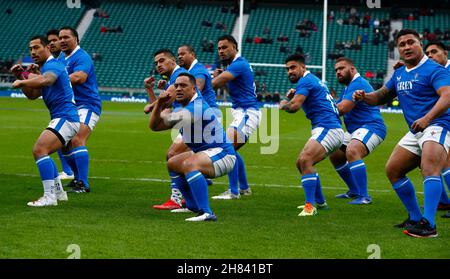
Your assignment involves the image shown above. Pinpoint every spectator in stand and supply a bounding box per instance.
[202,20,213,27]
[295,45,304,54]
[263,26,271,35]
[427,32,437,42]
[264,93,273,103]
[92,53,102,61]
[100,25,106,33]
[245,36,253,43]
[5,8,12,15]
[376,70,384,79]
[254,35,262,44]
[407,13,414,21]
[273,91,281,103]
[362,33,368,44]
[257,92,263,102]
[364,70,375,79]
[328,11,335,21]
[215,21,224,30]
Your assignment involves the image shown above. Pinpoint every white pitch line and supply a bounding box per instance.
[2,155,291,170]
[0,172,423,194]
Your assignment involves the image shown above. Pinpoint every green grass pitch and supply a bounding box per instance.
[0,98,449,259]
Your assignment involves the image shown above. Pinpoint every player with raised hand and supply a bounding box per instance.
[149,73,236,221]
[280,53,344,216]
[11,35,79,206]
[211,35,261,200]
[353,29,450,238]
[330,57,387,205]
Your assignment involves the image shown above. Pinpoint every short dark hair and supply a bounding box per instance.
[425,40,447,52]
[395,29,421,44]
[59,26,79,43]
[179,44,196,57]
[335,57,355,66]
[285,53,305,64]
[46,29,59,38]
[154,48,176,60]
[30,35,48,46]
[217,34,238,51]
[177,72,197,86]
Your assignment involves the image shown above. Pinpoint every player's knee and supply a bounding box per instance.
[421,162,442,177]
[167,157,179,172]
[297,154,312,172]
[181,158,198,174]
[346,147,362,162]
[166,149,176,160]
[32,143,47,158]
[385,162,400,182]
[70,136,83,147]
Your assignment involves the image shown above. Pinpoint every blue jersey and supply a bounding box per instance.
[176,94,234,154]
[41,57,79,122]
[295,71,342,129]
[339,74,386,139]
[60,46,102,115]
[168,66,189,109]
[189,60,218,108]
[385,56,450,133]
[225,56,258,109]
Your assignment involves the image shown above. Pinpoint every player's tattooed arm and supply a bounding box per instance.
[279,94,305,113]
[353,86,396,106]
[11,72,57,99]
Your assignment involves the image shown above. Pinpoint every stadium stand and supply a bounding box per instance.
[3,1,449,101]
[244,5,390,95]
[0,0,85,64]
[81,1,235,88]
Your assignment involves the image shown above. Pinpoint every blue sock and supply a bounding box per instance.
[423,176,442,227]
[392,177,422,221]
[227,159,239,195]
[73,146,89,187]
[349,160,368,197]
[50,158,59,179]
[442,167,450,194]
[169,171,198,211]
[36,156,56,181]
[439,180,450,204]
[36,156,56,195]
[301,173,317,205]
[186,171,212,214]
[236,153,249,191]
[63,150,78,180]
[335,162,359,195]
[314,173,325,204]
[57,149,73,175]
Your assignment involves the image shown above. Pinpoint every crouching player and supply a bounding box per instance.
[149,73,236,221]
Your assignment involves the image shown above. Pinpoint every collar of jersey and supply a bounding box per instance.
[446,60,450,69]
[232,54,241,62]
[405,55,428,72]
[189,92,199,103]
[351,72,361,82]
[65,45,81,60]
[302,70,311,78]
[46,56,55,63]
[171,65,181,77]
[188,59,198,71]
